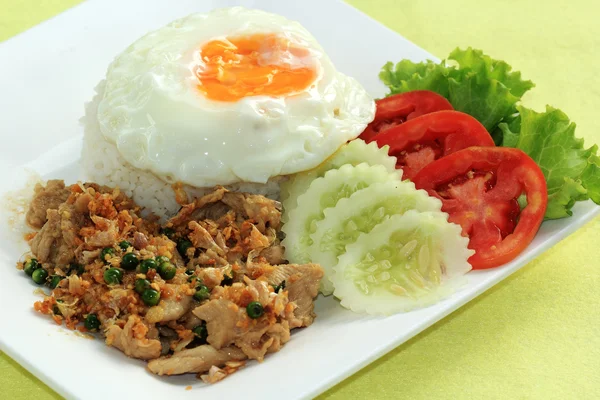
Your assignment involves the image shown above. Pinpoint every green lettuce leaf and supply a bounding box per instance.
[379,60,450,96]
[379,48,534,132]
[498,106,600,218]
[380,48,599,219]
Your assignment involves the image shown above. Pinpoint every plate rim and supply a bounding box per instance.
[1,1,599,399]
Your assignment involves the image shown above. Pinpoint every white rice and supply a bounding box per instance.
[81,81,282,220]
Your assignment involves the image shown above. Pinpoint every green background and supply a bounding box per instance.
[1,0,599,398]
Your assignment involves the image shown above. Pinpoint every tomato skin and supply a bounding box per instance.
[359,90,453,142]
[413,147,548,269]
[372,111,495,180]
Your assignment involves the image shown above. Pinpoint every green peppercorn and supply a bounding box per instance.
[49,275,63,289]
[84,314,101,331]
[52,305,62,316]
[273,280,286,293]
[121,253,139,271]
[192,322,208,342]
[158,262,176,280]
[118,240,132,251]
[246,301,264,319]
[142,289,160,306]
[176,238,192,258]
[31,268,48,285]
[68,263,84,275]
[160,227,175,239]
[100,247,115,263]
[194,285,211,302]
[23,259,39,276]
[155,255,170,265]
[134,278,151,295]
[139,258,157,274]
[103,268,123,285]
[222,273,234,286]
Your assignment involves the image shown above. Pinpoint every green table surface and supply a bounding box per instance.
[1,0,599,399]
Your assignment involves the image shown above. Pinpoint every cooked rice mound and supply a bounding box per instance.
[81,82,282,220]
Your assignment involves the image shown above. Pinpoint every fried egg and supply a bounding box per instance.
[97,7,375,187]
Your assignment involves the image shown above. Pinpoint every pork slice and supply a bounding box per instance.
[26,180,70,229]
[191,250,229,268]
[58,205,86,264]
[259,263,324,328]
[145,284,194,324]
[105,316,161,360]
[193,298,244,349]
[244,276,271,306]
[147,345,246,376]
[265,321,291,354]
[192,279,291,361]
[233,325,273,361]
[259,245,285,265]
[193,298,288,362]
[30,203,83,265]
[30,209,62,263]
[190,202,232,223]
[60,202,87,254]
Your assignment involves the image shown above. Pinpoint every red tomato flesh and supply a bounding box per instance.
[372,111,495,180]
[359,90,453,142]
[413,147,548,269]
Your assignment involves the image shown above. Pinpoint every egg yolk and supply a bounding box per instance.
[195,34,318,101]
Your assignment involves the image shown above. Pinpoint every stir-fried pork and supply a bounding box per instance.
[20,182,323,382]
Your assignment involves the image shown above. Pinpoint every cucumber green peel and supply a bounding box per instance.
[332,211,473,315]
[309,180,443,294]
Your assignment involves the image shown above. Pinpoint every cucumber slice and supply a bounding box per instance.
[331,211,473,315]
[281,140,397,222]
[281,163,400,266]
[310,180,443,295]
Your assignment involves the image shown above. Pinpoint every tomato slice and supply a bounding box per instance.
[412,147,547,269]
[358,90,453,142]
[371,110,495,180]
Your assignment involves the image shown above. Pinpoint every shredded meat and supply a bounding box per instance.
[168,187,228,228]
[221,191,281,232]
[167,186,281,233]
[86,216,118,247]
[188,221,226,255]
[26,180,70,229]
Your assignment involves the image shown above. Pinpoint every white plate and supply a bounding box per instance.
[0,0,598,399]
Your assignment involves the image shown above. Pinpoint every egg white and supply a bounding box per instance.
[97,7,375,187]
